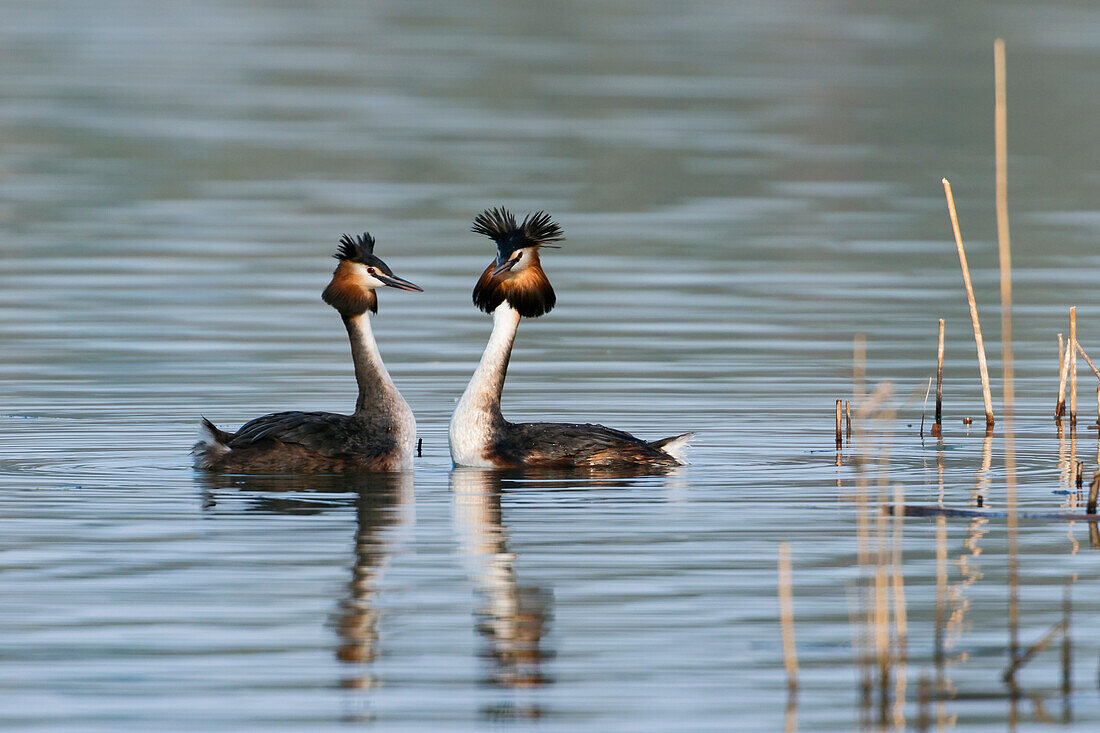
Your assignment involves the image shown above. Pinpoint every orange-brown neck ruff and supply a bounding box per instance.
[322,261,378,315]
[473,254,555,318]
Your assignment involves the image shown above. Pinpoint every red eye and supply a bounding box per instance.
[367,267,376,274]
[515,252,523,261]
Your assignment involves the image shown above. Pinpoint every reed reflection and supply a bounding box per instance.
[452,468,554,721]
[198,472,413,703]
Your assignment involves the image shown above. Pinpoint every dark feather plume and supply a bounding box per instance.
[334,233,376,263]
[471,207,564,258]
[472,255,556,317]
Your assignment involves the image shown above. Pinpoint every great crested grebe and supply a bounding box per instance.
[193,232,422,473]
[448,207,693,469]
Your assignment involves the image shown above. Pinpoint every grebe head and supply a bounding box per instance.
[322,232,423,315]
[471,207,562,318]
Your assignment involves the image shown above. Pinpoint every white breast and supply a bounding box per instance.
[449,395,499,468]
[449,305,521,468]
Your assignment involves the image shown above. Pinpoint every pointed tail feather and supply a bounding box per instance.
[192,416,232,468]
[202,417,233,443]
[650,432,694,464]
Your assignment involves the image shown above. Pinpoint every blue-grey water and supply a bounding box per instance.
[5,1,1100,730]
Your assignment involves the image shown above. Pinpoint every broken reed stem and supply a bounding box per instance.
[1071,307,1078,425]
[778,542,798,692]
[1088,471,1099,514]
[1059,333,1065,375]
[845,400,852,439]
[836,399,843,448]
[935,319,944,432]
[1076,461,1083,490]
[1057,336,1072,419]
[942,178,994,427]
[1076,342,1100,381]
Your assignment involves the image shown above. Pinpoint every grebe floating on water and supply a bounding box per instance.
[449,207,693,469]
[194,233,422,473]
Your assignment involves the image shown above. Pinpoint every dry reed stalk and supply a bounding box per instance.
[942,178,994,426]
[994,38,1014,430]
[1071,307,1078,425]
[1059,333,1065,374]
[934,319,945,436]
[1057,336,1072,419]
[994,43,1020,682]
[845,400,851,440]
[995,38,1011,333]
[836,399,843,448]
[777,542,798,692]
[1088,471,1099,515]
[1076,461,1084,490]
[1075,342,1100,381]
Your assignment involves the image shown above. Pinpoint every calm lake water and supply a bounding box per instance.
[5,0,1100,730]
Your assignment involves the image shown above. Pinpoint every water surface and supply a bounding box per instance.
[5,0,1100,729]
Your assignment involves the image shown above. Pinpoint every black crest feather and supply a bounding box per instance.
[334,232,376,263]
[471,207,564,258]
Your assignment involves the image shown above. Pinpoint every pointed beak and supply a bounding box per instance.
[377,273,423,292]
[492,257,518,278]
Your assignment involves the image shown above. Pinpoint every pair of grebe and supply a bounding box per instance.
[193,208,692,472]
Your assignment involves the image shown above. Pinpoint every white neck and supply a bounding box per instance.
[449,304,521,466]
[343,313,396,415]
